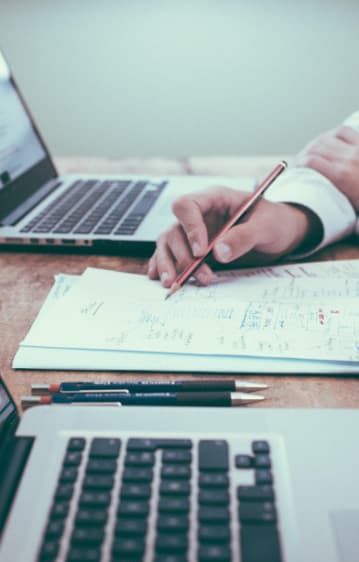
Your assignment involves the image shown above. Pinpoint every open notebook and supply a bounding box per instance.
[13,259,359,374]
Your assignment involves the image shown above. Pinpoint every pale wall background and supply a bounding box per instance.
[1,0,358,158]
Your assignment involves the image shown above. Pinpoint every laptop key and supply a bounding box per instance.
[239,501,277,524]
[66,546,102,561]
[198,525,230,542]
[50,501,70,519]
[117,499,150,518]
[157,439,193,449]
[45,520,65,539]
[158,497,190,513]
[235,454,253,469]
[120,482,152,499]
[254,454,271,468]
[198,440,229,471]
[199,473,229,488]
[237,485,275,501]
[154,553,188,562]
[60,466,78,483]
[38,539,60,561]
[55,483,74,500]
[71,526,104,544]
[157,514,189,532]
[199,489,229,505]
[75,509,108,526]
[199,506,230,523]
[125,451,155,466]
[63,451,82,466]
[198,543,231,561]
[155,533,188,553]
[255,469,273,485]
[114,517,147,536]
[252,440,270,454]
[122,466,153,482]
[89,437,121,458]
[68,438,86,451]
[82,474,114,490]
[161,464,191,479]
[240,524,282,562]
[162,450,192,464]
[111,536,146,558]
[160,480,191,496]
[86,458,117,473]
[79,491,111,507]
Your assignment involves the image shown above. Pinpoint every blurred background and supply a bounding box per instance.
[1,0,358,159]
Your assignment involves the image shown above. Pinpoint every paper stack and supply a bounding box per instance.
[13,260,359,374]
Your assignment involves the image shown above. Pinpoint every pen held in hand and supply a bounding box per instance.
[22,391,265,407]
[165,160,288,300]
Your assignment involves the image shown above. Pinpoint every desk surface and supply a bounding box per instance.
[1,156,358,413]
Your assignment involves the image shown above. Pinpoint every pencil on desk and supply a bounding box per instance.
[165,160,288,299]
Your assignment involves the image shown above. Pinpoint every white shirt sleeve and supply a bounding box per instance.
[343,111,359,236]
[264,110,359,257]
[264,167,356,258]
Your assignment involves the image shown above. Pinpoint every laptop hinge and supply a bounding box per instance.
[0,435,34,536]
[1,179,61,226]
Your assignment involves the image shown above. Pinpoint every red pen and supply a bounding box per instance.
[165,160,288,299]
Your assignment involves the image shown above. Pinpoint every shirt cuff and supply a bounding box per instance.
[264,167,357,257]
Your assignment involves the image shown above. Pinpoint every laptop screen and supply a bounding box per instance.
[0,50,57,222]
[0,52,47,190]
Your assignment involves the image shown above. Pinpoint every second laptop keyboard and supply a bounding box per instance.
[37,434,283,562]
[20,179,167,237]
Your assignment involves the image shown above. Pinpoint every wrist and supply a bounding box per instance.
[283,203,324,254]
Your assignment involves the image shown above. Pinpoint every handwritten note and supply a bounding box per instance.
[21,264,359,363]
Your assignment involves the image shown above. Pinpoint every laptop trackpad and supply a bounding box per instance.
[331,510,359,562]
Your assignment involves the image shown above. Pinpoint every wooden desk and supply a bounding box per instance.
[1,156,358,413]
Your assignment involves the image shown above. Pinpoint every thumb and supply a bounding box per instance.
[213,222,258,263]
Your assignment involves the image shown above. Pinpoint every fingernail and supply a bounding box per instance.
[160,272,170,285]
[216,243,232,262]
[192,242,201,256]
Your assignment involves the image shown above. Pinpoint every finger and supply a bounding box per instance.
[335,125,359,145]
[297,134,347,166]
[213,219,260,263]
[165,226,215,285]
[152,234,179,287]
[172,187,237,256]
[296,152,336,176]
[147,253,160,280]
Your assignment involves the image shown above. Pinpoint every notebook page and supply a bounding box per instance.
[20,266,359,363]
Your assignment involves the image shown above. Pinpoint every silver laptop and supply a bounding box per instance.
[0,377,357,561]
[0,49,254,254]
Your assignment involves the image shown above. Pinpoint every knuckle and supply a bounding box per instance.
[335,125,347,138]
[172,195,190,216]
[336,164,350,185]
[351,145,359,164]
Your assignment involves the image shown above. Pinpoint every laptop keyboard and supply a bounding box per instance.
[37,435,282,562]
[20,179,167,237]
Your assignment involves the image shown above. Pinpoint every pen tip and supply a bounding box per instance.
[234,381,269,391]
[232,392,265,405]
[165,282,181,301]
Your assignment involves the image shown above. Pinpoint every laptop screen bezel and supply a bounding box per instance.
[0,55,58,222]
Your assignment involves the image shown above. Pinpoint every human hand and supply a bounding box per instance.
[147,186,321,287]
[296,125,359,211]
